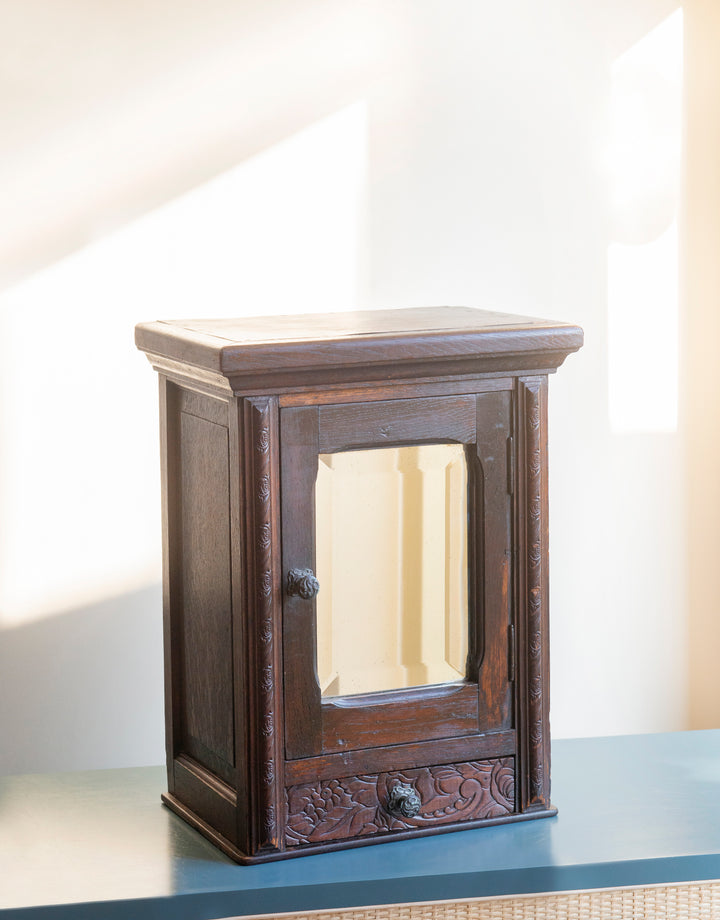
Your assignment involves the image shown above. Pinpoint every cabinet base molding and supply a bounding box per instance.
[162,791,556,864]
[161,793,247,863]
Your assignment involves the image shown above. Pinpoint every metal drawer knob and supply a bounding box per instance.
[286,568,320,600]
[387,783,421,818]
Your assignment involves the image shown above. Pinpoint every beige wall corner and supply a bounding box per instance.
[683,0,720,729]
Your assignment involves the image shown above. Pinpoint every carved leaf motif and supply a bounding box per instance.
[258,474,271,504]
[528,401,540,430]
[490,760,515,810]
[529,542,542,567]
[285,758,514,847]
[265,804,276,832]
[531,764,544,797]
[529,675,542,702]
[259,570,273,598]
[528,449,542,482]
[259,522,272,549]
[257,426,270,454]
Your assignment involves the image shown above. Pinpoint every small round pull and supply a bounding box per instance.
[386,782,421,818]
[286,568,320,600]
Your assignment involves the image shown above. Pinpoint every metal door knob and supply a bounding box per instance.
[286,568,320,600]
[387,783,421,818]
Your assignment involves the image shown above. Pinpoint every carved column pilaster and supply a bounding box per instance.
[243,396,283,851]
[517,378,551,811]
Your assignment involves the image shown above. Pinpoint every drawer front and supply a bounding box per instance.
[285,757,514,847]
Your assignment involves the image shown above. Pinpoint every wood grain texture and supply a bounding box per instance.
[280,406,322,761]
[161,382,239,836]
[318,395,476,451]
[278,374,514,407]
[320,685,480,754]
[285,758,515,847]
[284,730,516,785]
[176,385,228,424]
[472,390,513,731]
[140,306,574,344]
[136,306,583,393]
[178,411,234,768]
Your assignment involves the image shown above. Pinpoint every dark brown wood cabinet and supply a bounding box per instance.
[135,306,582,862]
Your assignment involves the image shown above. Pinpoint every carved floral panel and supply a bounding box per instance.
[285,757,514,846]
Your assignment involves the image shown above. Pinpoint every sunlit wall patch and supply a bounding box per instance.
[607,9,683,434]
[0,101,368,627]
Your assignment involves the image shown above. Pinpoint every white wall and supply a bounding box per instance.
[0,0,695,775]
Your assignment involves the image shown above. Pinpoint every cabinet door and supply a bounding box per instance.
[281,392,512,761]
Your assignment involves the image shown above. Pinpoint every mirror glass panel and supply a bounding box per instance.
[315,444,468,697]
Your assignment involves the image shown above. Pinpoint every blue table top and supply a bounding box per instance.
[2,731,720,919]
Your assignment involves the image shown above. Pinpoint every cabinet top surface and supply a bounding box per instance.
[135,307,583,388]
[140,307,571,345]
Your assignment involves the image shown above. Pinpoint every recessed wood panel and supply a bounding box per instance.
[178,411,235,772]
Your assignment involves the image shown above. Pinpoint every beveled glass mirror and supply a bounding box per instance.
[315,443,468,697]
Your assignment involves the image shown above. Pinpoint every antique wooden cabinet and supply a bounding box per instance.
[135,307,582,863]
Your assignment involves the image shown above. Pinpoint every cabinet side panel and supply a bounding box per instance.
[159,377,179,792]
[177,408,235,778]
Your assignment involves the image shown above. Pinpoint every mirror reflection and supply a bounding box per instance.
[315,444,468,697]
